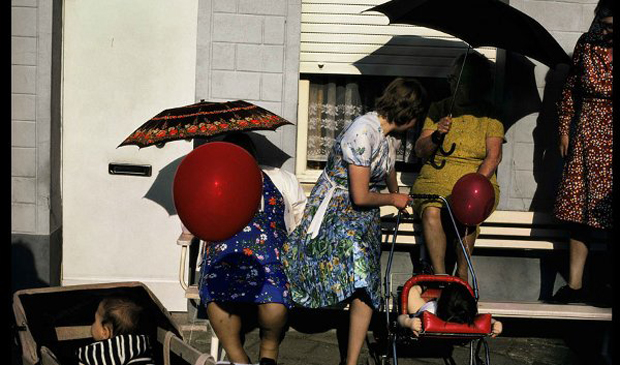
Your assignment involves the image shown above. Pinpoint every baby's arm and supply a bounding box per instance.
[407,285,426,313]
[396,314,422,336]
[396,285,427,336]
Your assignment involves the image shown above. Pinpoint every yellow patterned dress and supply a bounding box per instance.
[410,98,504,224]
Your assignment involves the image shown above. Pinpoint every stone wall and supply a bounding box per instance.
[11,0,62,288]
[195,0,302,172]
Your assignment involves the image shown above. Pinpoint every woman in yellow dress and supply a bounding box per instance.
[411,51,504,281]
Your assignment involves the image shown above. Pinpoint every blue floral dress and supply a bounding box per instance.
[199,173,292,308]
[282,112,398,309]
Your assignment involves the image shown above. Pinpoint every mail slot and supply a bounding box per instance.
[108,163,152,177]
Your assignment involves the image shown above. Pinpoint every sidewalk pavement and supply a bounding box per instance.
[173,312,612,365]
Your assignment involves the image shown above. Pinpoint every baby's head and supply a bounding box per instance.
[435,283,478,325]
[91,296,146,341]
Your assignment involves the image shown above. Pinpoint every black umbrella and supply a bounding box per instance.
[368,0,570,168]
[368,0,570,69]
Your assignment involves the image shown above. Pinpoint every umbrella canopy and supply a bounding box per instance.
[118,100,292,148]
[369,0,570,68]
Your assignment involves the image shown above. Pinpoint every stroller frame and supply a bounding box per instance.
[379,194,492,365]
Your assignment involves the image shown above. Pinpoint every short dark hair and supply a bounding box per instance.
[374,77,428,126]
[595,0,613,18]
[435,283,478,325]
[99,296,147,336]
[222,132,257,159]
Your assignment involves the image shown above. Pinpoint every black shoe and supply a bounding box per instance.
[548,285,586,304]
[588,284,613,308]
[259,358,277,365]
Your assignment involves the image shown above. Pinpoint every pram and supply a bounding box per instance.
[12,281,216,365]
[377,194,494,365]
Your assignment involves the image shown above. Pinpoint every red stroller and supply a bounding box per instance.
[378,194,494,365]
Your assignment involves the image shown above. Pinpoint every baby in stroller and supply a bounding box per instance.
[397,281,502,338]
[77,295,155,365]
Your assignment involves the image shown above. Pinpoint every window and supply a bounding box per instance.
[295,0,497,184]
[295,75,453,183]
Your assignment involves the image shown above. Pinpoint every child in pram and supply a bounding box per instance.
[397,281,502,338]
[77,295,155,365]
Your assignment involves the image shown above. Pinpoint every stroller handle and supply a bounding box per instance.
[387,193,480,300]
[400,274,475,315]
[409,193,442,200]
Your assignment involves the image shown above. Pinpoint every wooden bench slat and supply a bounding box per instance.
[477,301,612,321]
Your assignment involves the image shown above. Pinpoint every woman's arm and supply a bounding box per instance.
[348,164,411,209]
[414,117,452,159]
[386,168,399,194]
[476,136,503,178]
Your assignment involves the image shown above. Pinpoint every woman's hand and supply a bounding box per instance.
[392,193,412,210]
[437,116,452,135]
[559,134,569,158]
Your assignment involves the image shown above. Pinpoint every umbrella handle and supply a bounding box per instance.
[439,142,456,156]
[429,152,446,169]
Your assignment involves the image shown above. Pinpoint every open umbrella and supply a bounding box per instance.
[368,0,570,168]
[368,0,571,69]
[118,100,292,148]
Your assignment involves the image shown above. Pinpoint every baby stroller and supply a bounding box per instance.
[378,194,494,365]
[12,281,216,365]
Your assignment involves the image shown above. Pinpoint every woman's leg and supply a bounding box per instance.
[345,294,373,365]
[455,226,477,281]
[206,302,250,364]
[257,303,288,361]
[422,207,447,274]
[567,238,589,290]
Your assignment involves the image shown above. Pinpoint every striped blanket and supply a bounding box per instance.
[77,334,154,365]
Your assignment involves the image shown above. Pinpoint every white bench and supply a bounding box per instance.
[380,207,611,321]
[178,209,611,326]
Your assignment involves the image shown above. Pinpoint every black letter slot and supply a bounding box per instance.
[108,163,152,177]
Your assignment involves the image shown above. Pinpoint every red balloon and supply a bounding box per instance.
[173,142,262,242]
[450,173,495,226]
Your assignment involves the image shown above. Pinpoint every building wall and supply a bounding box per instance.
[11,0,62,289]
[496,0,598,212]
[195,0,302,172]
[11,0,600,302]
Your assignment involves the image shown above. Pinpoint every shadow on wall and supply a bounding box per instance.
[144,132,292,216]
[529,61,571,301]
[11,242,49,294]
[529,62,571,212]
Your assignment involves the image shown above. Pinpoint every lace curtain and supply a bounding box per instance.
[306,75,420,165]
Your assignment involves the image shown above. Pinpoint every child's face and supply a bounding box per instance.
[91,303,112,341]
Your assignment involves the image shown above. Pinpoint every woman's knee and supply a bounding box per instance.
[422,207,442,226]
[257,303,288,329]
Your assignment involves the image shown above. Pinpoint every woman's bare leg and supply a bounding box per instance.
[345,296,373,365]
[206,302,250,364]
[567,238,588,290]
[455,226,477,281]
[422,207,447,274]
[257,303,288,361]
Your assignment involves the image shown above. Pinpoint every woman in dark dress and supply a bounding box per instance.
[550,0,612,304]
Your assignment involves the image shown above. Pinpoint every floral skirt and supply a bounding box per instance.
[282,180,382,309]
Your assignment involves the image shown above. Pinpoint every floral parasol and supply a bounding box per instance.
[118,100,292,148]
